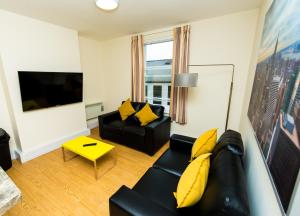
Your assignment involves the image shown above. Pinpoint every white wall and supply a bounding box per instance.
[78,35,131,113]
[0,10,89,162]
[97,9,259,138]
[239,0,300,215]
[100,36,131,112]
[172,9,258,137]
[78,36,106,105]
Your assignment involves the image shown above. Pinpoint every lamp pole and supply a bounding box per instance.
[188,64,235,131]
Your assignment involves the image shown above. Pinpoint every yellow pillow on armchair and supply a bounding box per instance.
[174,153,211,208]
[118,99,136,121]
[191,128,217,160]
[135,103,159,126]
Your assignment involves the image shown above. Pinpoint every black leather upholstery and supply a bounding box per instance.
[133,168,179,213]
[195,150,250,216]
[169,134,196,154]
[212,129,244,157]
[153,149,190,177]
[109,130,250,216]
[98,102,171,155]
[110,185,174,216]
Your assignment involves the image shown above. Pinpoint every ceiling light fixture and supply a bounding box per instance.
[96,0,119,11]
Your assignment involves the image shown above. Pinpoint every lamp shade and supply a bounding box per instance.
[174,73,198,87]
[96,0,119,10]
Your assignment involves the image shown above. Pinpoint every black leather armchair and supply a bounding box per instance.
[98,102,171,156]
[109,130,250,216]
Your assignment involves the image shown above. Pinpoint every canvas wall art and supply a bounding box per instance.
[248,0,300,212]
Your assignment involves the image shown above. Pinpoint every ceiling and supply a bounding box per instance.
[0,0,263,41]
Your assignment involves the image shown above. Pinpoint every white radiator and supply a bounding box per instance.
[85,102,103,120]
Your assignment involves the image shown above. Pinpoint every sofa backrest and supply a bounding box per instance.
[181,130,249,216]
[212,130,244,157]
[130,102,165,119]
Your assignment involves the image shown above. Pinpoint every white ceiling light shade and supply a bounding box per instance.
[96,0,119,11]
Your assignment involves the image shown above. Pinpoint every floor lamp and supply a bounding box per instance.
[181,64,235,131]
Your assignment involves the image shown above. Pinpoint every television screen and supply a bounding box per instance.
[18,71,83,111]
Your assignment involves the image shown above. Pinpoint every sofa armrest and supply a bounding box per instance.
[98,110,120,125]
[98,111,120,138]
[98,110,120,123]
[170,134,196,154]
[145,116,171,155]
[109,185,175,216]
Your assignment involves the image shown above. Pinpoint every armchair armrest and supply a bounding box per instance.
[145,116,171,155]
[109,185,175,216]
[170,134,196,154]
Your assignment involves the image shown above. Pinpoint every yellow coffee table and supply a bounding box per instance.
[62,136,115,180]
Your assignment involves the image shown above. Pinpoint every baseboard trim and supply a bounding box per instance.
[16,128,90,163]
[87,118,99,129]
[10,148,16,160]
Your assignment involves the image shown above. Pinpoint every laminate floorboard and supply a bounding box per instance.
[5,127,169,216]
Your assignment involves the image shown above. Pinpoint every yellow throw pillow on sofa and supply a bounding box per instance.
[135,103,159,126]
[174,153,211,208]
[118,99,136,121]
[191,128,217,160]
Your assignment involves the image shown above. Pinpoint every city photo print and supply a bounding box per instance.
[248,0,300,213]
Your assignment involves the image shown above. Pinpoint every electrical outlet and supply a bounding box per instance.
[101,105,104,112]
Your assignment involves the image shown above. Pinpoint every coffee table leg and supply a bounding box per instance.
[62,147,66,162]
[94,161,98,180]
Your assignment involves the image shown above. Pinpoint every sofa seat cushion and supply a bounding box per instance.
[103,120,125,134]
[153,149,190,177]
[133,167,179,213]
[123,124,146,137]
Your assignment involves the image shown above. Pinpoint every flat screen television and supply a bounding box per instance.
[18,71,83,111]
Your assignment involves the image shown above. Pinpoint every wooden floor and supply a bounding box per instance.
[5,128,169,216]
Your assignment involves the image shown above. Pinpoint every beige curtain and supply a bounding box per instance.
[170,25,191,124]
[131,35,145,102]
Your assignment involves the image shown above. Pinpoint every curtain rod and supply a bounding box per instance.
[143,29,172,37]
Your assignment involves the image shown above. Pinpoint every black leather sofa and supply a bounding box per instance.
[109,130,250,216]
[98,102,171,156]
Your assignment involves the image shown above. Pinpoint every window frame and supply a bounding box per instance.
[144,37,173,114]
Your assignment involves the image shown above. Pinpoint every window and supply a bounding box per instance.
[145,85,148,97]
[153,85,162,98]
[144,40,173,113]
[167,86,171,105]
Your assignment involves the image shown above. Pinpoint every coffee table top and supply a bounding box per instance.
[62,136,114,161]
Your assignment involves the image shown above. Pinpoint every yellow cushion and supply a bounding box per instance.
[118,99,136,121]
[174,153,211,208]
[135,103,159,126]
[191,128,217,160]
